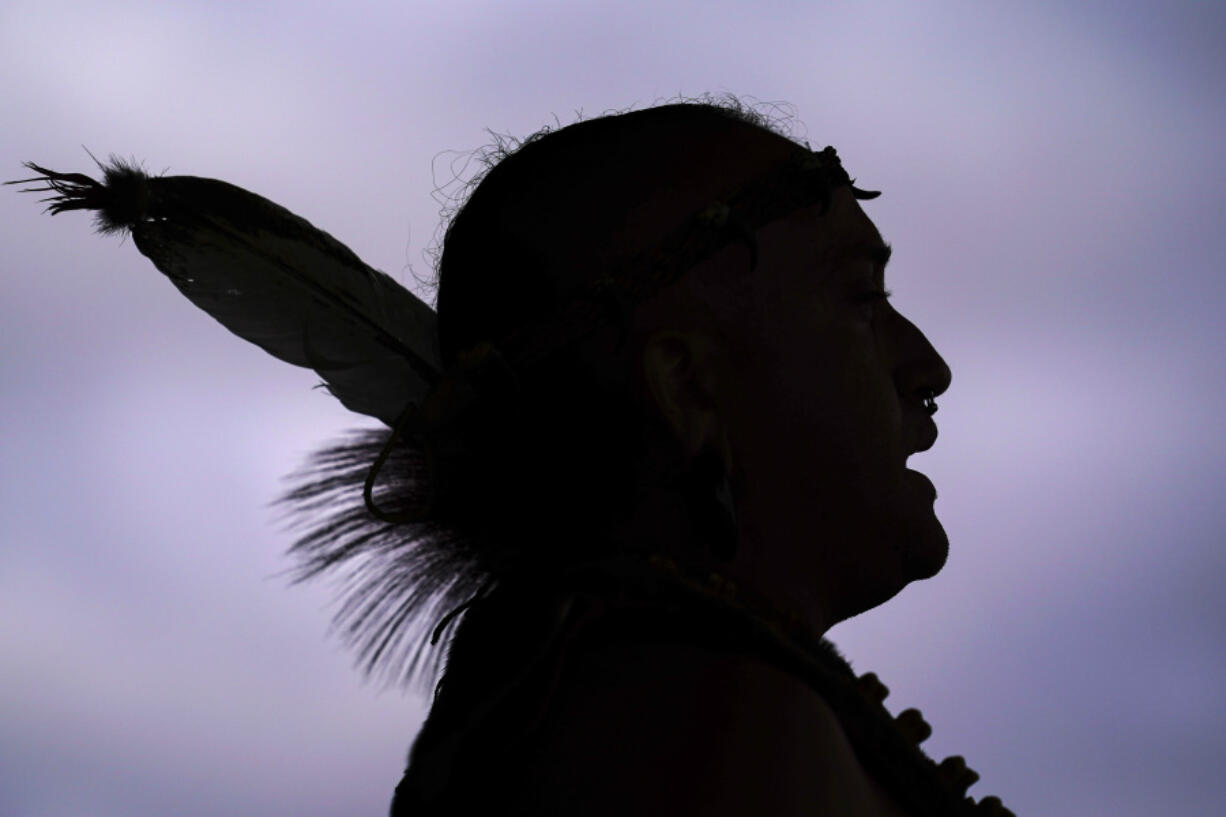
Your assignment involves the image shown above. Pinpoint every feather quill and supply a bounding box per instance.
[7,156,442,427]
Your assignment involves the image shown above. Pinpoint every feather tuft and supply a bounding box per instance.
[273,428,499,695]
[93,153,155,233]
[7,153,154,235]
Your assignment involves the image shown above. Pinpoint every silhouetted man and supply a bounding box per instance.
[13,97,1014,816]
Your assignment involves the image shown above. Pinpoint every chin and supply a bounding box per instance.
[903,512,950,581]
[850,512,949,619]
[833,515,948,623]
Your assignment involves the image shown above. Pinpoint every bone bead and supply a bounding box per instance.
[973,794,1014,816]
[894,707,932,744]
[856,671,890,704]
[937,755,980,797]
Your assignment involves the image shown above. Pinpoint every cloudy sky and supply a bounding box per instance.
[2,1,1223,815]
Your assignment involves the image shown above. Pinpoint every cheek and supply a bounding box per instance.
[731,347,899,487]
[724,298,900,470]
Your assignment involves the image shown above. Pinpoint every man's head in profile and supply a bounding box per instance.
[434,98,952,639]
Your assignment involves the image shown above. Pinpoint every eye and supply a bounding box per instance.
[855,288,893,321]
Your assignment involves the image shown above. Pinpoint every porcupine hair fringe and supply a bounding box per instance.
[273,426,502,698]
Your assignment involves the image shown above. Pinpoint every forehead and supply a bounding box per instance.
[767,186,888,277]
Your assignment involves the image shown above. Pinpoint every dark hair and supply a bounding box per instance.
[435,97,801,526]
[279,94,804,692]
[432,94,798,367]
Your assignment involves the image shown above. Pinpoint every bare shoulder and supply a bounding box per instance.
[525,638,895,816]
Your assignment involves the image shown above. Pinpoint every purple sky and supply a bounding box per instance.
[2,1,1224,815]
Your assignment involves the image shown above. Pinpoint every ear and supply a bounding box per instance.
[640,329,729,462]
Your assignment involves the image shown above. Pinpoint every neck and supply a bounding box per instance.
[601,483,722,570]
[722,526,833,641]
[600,483,833,642]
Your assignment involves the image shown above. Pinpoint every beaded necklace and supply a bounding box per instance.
[543,548,1017,817]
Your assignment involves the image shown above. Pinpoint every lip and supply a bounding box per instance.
[906,467,937,498]
[904,419,939,463]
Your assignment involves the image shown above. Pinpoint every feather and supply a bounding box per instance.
[8,156,442,427]
[9,154,487,693]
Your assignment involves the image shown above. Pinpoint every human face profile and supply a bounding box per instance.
[717,184,953,626]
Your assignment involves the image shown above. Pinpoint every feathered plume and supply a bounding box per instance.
[7,155,442,426]
[8,154,482,693]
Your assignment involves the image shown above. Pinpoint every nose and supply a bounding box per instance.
[893,311,952,407]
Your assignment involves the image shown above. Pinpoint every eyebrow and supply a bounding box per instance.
[831,236,893,271]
